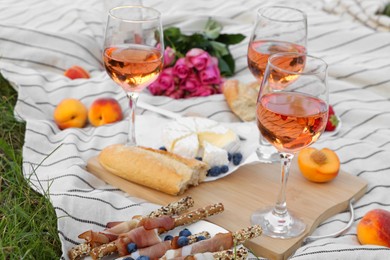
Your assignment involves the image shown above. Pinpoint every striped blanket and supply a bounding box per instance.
[1,0,389,259]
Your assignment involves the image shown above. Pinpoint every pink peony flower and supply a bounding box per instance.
[148,67,174,95]
[199,62,222,85]
[180,73,201,92]
[187,85,215,98]
[185,48,211,71]
[163,47,176,67]
[173,58,190,79]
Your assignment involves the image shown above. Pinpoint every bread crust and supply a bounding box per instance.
[223,79,260,122]
[98,144,208,195]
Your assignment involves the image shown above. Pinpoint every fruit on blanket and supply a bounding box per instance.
[54,98,88,129]
[88,98,123,126]
[298,147,340,183]
[64,66,90,79]
[325,105,339,131]
[357,209,390,247]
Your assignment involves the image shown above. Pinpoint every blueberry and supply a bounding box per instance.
[207,166,221,177]
[220,165,229,174]
[159,146,167,151]
[123,257,135,260]
[228,153,232,161]
[232,152,243,166]
[164,234,173,241]
[195,156,203,161]
[177,236,189,247]
[136,256,150,260]
[179,228,192,237]
[126,242,137,253]
[196,235,206,241]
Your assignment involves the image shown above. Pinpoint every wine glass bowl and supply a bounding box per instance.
[251,52,328,238]
[103,6,164,146]
[247,6,307,163]
[247,6,307,82]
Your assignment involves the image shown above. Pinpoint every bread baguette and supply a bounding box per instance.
[98,144,209,195]
[223,79,260,122]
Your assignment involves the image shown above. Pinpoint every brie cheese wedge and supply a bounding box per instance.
[162,117,240,167]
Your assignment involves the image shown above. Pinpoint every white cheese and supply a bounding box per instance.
[202,141,229,167]
[162,117,240,166]
[171,133,200,159]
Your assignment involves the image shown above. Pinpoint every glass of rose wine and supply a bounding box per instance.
[103,6,164,145]
[247,6,307,163]
[251,52,328,238]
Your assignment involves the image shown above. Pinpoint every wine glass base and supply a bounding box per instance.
[256,147,280,163]
[251,207,306,239]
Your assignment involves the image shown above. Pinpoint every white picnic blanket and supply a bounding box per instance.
[1,0,390,259]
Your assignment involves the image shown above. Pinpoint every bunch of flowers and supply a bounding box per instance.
[148,19,245,99]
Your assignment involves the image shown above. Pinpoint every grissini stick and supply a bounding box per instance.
[160,225,262,259]
[68,196,194,260]
[183,247,249,260]
[90,203,224,259]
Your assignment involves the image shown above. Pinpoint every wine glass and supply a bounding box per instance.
[247,6,307,163]
[103,6,164,146]
[251,52,328,238]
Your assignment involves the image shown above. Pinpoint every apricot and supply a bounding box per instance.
[64,66,90,79]
[54,98,88,130]
[298,147,340,183]
[88,98,123,127]
[357,209,390,247]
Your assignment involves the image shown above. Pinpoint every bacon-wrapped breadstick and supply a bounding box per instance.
[184,247,249,260]
[124,231,210,259]
[90,203,224,259]
[160,225,262,259]
[68,196,194,260]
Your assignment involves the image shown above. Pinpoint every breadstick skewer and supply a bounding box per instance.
[184,247,249,260]
[125,231,211,259]
[90,203,224,259]
[160,225,262,259]
[68,196,194,260]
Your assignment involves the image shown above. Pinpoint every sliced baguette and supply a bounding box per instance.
[223,79,260,122]
[98,144,209,195]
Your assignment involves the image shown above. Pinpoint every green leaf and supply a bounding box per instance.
[204,18,223,39]
[384,3,390,17]
[215,33,246,45]
[210,41,229,57]
[218,56,234,77]
[221,53,235,76]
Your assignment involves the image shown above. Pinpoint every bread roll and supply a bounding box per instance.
[98,144,209,195]
[223,79,260,122]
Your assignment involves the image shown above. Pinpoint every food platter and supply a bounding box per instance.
[87,154,367,259]
[136,115,260,182]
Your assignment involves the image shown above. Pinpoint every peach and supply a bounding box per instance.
[64,66,90,79]
[357,209,390,247]
[298,147,340,183]
[88,98,123,127]
[54,98,88,130]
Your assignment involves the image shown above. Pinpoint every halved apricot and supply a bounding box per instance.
[298,147,340,183]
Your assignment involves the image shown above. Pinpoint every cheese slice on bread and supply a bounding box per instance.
[98,144,209,195]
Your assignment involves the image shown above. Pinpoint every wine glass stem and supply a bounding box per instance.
[126,92,139,146]
[273,152,294,216]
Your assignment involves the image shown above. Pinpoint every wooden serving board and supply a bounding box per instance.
[87,157,367,260]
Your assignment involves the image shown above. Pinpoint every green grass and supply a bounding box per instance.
[0,73,62,259]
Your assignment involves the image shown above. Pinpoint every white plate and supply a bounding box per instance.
[137,115,260,182]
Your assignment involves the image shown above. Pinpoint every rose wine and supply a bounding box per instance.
[257,92,328,153]
[104,45,163,92]
[248,40,306,81]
